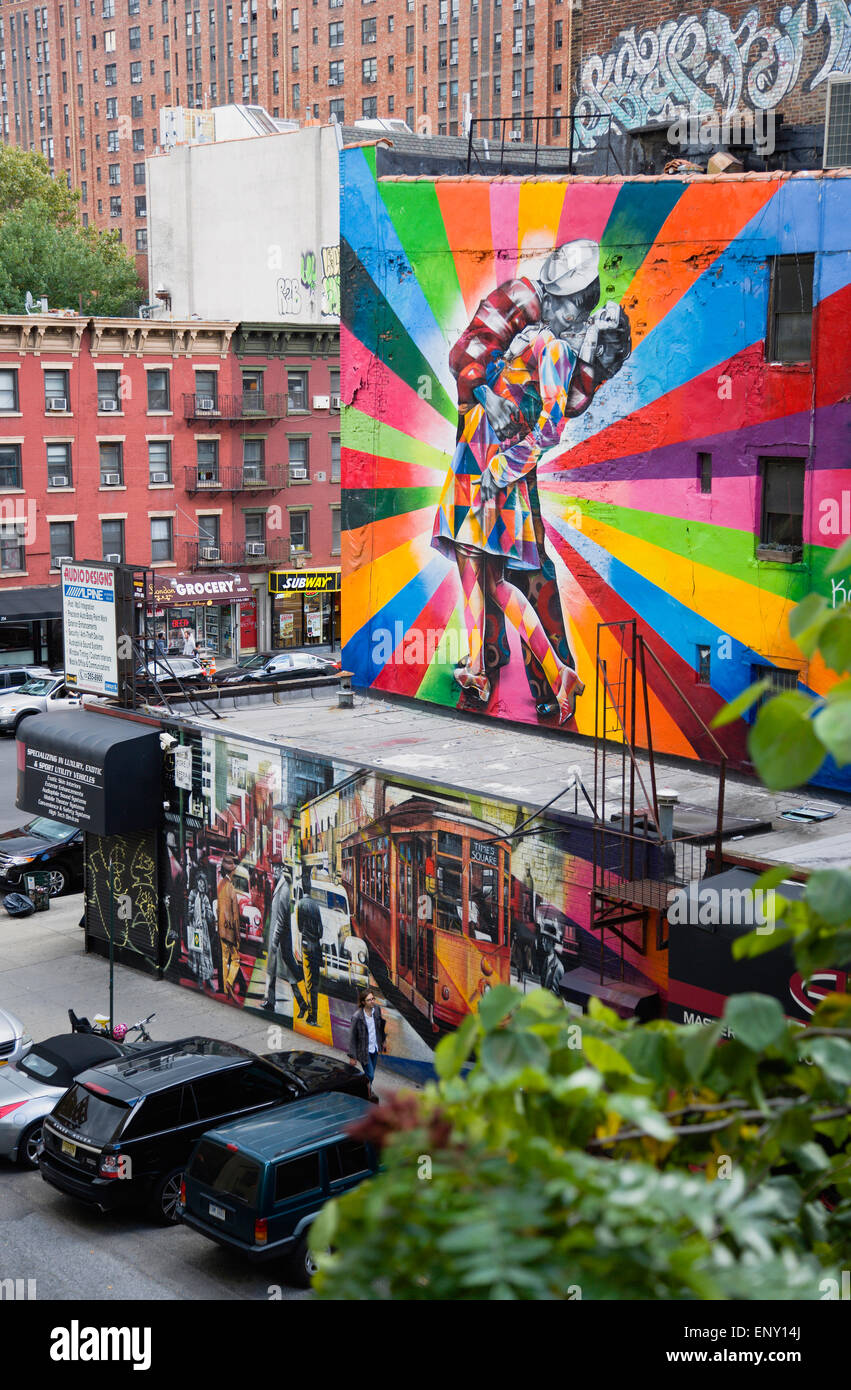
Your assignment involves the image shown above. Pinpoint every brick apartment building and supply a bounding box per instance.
[0,311,342,665]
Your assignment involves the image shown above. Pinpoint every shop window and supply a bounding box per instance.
[767,254,814,364]
[287,370,308,411]
[289,510,309,553]
[151,515,173,562]
[47,441,72,488]
[49,521,74,568]
[758,457,805,561]
[101,517,124,561]
[99,441,123,485]
[0,443,22,489]
[148,439,171,483]
[147,368,170,412]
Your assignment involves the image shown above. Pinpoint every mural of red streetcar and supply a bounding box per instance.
[340,798,511,1032]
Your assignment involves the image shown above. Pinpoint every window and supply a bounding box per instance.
[101,518,124,562]
[198,514,220,552]
[245,511,266,547]
[329,21,343,44]
[759,458,805,560]
[136,228,148,250]
[697,645,711,685]
[241,370,264,409]
[289,509,309,551]
[151,516,173,562]
[327,1140,370,1182]
[0,444,22,489]
[554,18,562,47]
[553,62,562,93]
[99,442,123,484]
[147,369,170,411]
[104,61,116,84]
[406,64,414,92]
[147,440,171,483]
[132,127,144,151]
[287,370,307,411]
[197,439,219,482]
[388,13,394,30]
[135,195,146,217]
[767,254,814,363]
[97,369,121,409]
[134,161,146,184]
[109,195,121,217]
[47,441,72,487]
[698,452,712,494]
[0,521,25,572]
[291,5,299,29]
[108,160,120,181]
[330,435,341,483]
[194,370,217,410]
[130,61,142,82]
[50,522,74,568]
[288,437,309,480]
[331,507,341,554]
[524,67,533,95]
[291,45,299,70]
[0,369,19,412]
[273,1153,321,1203]
[330,59,343,82]
[362,56,376,82]
[243,438,265,480]
[329,97,344,121]
[361,16,376,41]
[132,94,143,117]
[405,22,413,51]
[44,369,69,410]
[362,94,377,117]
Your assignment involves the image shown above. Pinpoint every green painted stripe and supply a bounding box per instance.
[345,407,452,472]
[378,181,464,333]
[344,486,443,530]
[417,608,466,704]
[597,183,684,306]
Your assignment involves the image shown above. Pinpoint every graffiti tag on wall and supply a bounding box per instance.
[574,2,851,147]
[276,247,340,320]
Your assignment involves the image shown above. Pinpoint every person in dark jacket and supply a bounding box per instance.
[347,988,387,1099]
[297,892,324,1027]
[263,866,308,1018]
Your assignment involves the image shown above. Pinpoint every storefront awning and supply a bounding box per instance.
[16,710,162,836]
[0,585,62,622]
[136,572,255,606]
[559,965,660,1020]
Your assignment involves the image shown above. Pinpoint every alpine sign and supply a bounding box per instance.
[62,563,119,696]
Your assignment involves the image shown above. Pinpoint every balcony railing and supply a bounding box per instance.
[184,537,287,569]
[183,392,288,422]
[184,464,288,494]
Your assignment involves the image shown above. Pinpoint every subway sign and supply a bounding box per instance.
[269,569,341,594]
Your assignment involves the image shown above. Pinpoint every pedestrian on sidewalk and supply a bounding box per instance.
[347,988,386,1101]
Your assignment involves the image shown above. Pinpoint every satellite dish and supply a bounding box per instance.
[25,291,34,313]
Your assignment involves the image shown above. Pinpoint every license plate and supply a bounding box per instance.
[208,1202,226,1222]
[0,1059,7,1067]
[61,1139,77,1157]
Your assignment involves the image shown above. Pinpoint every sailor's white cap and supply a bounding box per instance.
[539,239,600,296]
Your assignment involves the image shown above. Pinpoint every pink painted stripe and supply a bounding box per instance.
[809,470,851,549]
[341,324,451,449]
[556,184,622,248]
[490,183,521,285]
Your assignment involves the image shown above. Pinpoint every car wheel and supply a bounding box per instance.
[18,1120,44,1170]
[47,864,69,897]
[287,1234,319,1289]
[149,1167,184,1225]
[12,714,33,735]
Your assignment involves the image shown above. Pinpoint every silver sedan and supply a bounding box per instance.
[0,1032,125,1168]
[0,1007,32,1069]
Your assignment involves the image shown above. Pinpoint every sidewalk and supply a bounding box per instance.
[0,891,417,1099]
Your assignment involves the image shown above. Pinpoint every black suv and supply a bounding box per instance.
[39,1039,368,1223]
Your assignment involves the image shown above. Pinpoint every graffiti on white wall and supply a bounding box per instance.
[276,247,340,320]
[574,2,851,146]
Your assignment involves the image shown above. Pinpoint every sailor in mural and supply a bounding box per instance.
[433,238,631,721]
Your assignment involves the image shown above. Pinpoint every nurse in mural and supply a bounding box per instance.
[433,238,631,720]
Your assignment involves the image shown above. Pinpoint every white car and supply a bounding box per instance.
[0,675,80,735]
[0,1007,32,1070]
[292,873,369,985]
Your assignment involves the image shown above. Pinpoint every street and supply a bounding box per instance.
[0,889,410,1301]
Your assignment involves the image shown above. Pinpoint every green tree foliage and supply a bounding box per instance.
[312,598,851,1300]
[0,147,142,315]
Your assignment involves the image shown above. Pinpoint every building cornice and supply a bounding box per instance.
[234,323,339,359]
[0,317,237,359]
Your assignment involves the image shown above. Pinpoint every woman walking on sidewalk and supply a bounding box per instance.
[347,988,387,1101]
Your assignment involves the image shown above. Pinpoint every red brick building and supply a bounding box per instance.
[0,312,341,665]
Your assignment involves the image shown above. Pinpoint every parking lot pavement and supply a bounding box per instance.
[0,890,416,1100]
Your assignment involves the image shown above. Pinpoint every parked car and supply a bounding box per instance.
[0,1032,133,1168]
[220,652,340,686]
[0,1007,32,1071]
[291,873,369,989]
[39,1038,369,1223]
[180,1092,377,1283]
[0,675,81,735]
[0,816,83,897]
[135,656,211,693]
[0,666,51,693]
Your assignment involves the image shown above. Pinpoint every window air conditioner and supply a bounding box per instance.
[151,471,169,483]
[438,99,446,108]
[53,555,73,566]
[99,397,119,411]
[47,396,67,411]
[200,546,220,560]
[330,393,341,409]
[290,467,308,480]
[102,472,121,485]
[508,129,522,140]
[512,43,522,52]
[312,394,330,409]
[245,542,266,555]
[197,396,216,411]
[104,553,122,562]
[50,474,69,487]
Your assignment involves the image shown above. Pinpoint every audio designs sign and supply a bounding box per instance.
[62,563,119,696]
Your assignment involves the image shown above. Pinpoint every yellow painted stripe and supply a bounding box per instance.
[518,182,567,257]
[342,530,439,646]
